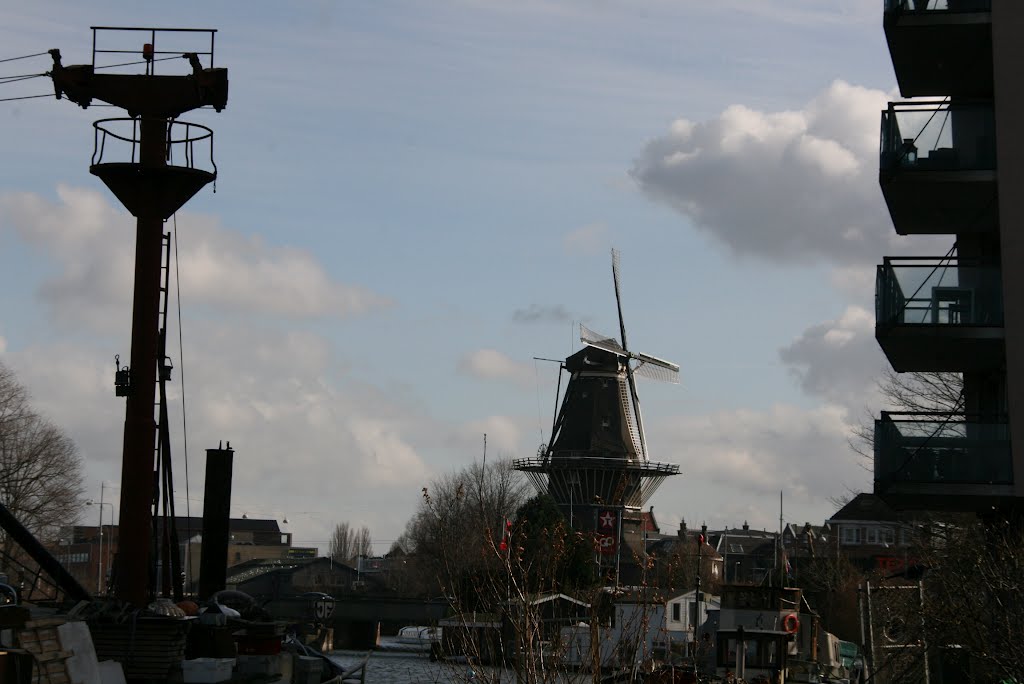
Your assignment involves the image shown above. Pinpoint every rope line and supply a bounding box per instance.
[0,93,54,103]
[0,73,48,84]
[95,54,182,71]
[172,214,195,591]
[0,51,48,64]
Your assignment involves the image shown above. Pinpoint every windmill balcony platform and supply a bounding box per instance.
[875,256,1003,371]
[874,411,1013,511]
[513,454,679,510]
[879,101,996,235]
[883,0,992,98]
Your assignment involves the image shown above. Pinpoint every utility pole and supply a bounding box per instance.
[50,27,228,607]
[695,523,706,659]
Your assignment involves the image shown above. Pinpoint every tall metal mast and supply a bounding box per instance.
[50,27,228,607]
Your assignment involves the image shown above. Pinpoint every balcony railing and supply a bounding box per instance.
[875,412,1011,488]
[880,101,995,173]
[876,257,1003,327]
[884,0,990,12]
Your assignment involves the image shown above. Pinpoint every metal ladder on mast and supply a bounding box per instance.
[151,230,183,599]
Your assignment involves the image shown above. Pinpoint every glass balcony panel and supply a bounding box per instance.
[880,102,996,173]
[874,413,1011,487]
[876,258,1003,326]
[885,0,990,12]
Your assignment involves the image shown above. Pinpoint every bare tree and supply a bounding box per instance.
[0,362,84,561]
[850,369,963,463]
[353,526,371,559]
[396,460,682,682]
[398,458,530,600]
[328,521,371,564]
[863,516,1024,684]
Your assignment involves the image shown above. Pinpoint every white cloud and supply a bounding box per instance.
[1,320,443,550]
[778,306,886,413]
[0,186,390,333]
[563,222,608,255]
[0,343,124,476]
[1,186,135,334]
[651,402,867,529]
[458,349,534,386]
[178,225,390,319]
[829,265,876,302]
[631,81,898,265]
[460,415,523,456]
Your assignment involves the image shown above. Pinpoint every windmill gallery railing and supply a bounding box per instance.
[513,453,679,510]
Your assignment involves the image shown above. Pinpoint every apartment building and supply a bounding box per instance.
[874,1,1023,515]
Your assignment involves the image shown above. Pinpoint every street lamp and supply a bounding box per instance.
[57,538,69,568]
[86,488,114,595]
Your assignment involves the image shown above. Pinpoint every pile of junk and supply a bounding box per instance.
[0,503,368,684]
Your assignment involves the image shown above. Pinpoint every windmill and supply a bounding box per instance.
[515,249,680,547]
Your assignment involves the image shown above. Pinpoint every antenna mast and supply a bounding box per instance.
[50,27,228,607]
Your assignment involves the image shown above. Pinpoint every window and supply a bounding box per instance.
[865,527,880,545]
[672,602,681,622]
[717,635,783,668]
[841,526,862,545]
[883,528,896,546]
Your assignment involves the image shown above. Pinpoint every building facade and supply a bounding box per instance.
[49,516,294,597]
[874,1,1022,515]
[825,493,917,576]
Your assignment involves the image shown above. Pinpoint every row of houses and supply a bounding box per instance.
[41,492,919,606]
[642,492,923,586]
[39,516,378,600]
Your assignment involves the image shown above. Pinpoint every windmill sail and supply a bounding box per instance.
[579,249,680,461]
[580,325,679,383]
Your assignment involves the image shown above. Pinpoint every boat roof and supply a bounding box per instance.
[718,628,790,637]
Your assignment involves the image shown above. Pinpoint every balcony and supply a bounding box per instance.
[880,101,996,235]
[875,257,1004,371]
[874,411,1013,511]
[883,1,992,98]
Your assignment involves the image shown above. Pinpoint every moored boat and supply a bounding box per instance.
[395,625,441,646]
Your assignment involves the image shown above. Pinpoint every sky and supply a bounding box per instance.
[0,1,933,555]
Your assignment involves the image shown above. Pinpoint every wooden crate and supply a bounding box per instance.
[16,618,73,684]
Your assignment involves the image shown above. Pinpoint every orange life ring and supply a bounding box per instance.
[783,613,799,634]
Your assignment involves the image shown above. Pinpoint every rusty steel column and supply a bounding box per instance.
[114,116,168,607]
[199,444,234,600]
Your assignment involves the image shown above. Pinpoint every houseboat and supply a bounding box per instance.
[715,585,853,683]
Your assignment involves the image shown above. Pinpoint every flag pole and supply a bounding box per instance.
[778,490,784,588]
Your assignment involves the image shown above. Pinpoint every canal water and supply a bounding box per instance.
[330,649,478,683]
[328,641,594,683]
